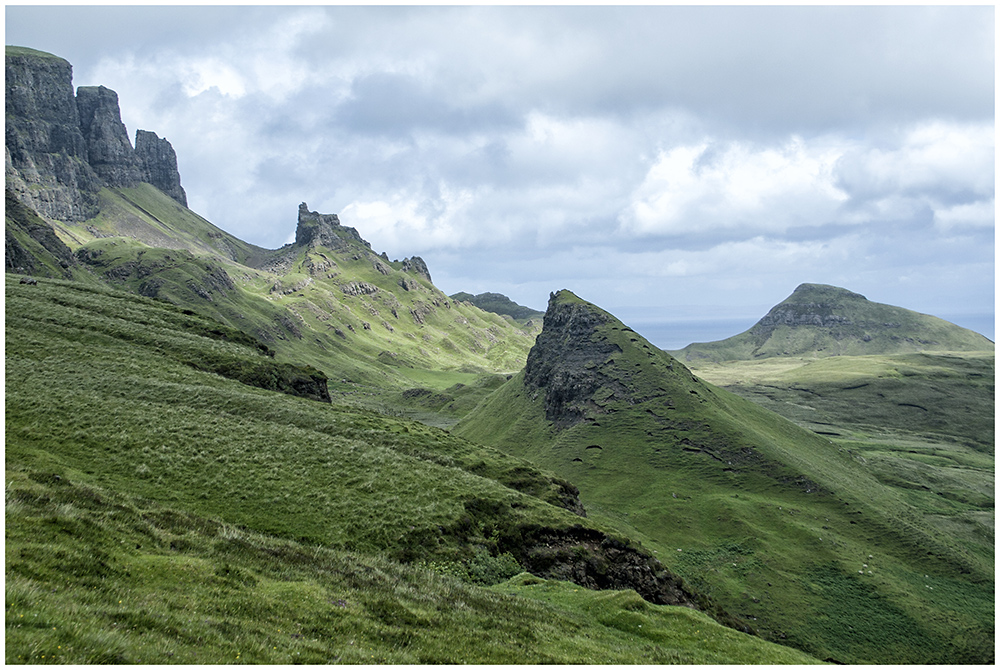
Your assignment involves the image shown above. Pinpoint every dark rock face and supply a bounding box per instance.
[4,188,78,276]
[401,256,432,282]
[76,85,143,187]
[6,48,189,219]
[511,525,699,609]
[5,49,101,221]
[295,202,369,250]
[524,292,624,428]
[134,130,187,206]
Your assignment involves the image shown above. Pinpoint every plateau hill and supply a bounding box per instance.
[672,283,993,363]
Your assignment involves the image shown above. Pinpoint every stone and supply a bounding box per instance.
[295,202,370,250]
[5,48,101,221]
[401,256,432,282]
[134,130,187,206]
[76,85,143,187]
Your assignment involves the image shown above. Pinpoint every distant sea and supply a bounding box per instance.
[629,314,995,352]
[627,318,759,352]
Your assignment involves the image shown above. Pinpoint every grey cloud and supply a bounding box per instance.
[5,4,993,338]
[332,72,521,138]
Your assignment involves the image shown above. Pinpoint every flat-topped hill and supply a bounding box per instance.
[673,283,993,363]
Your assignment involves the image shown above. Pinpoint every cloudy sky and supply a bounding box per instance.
[6,5,995,346]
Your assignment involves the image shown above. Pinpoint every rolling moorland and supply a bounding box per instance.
[5,45,995,664]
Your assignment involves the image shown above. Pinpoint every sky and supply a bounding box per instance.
[5,4,995,347]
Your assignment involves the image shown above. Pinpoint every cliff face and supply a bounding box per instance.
[5,46,188,221]
[76,85,143,187]
[295,202,369,249]
[5,48,101,221]
[135,130,187,207]
[523,291,625,428]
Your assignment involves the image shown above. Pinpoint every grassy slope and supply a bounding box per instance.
[47,185,538,406]
[687,353,994,577]
[5,276,821,664]
[454,291,994,664]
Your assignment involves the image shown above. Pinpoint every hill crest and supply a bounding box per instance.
[673,282,992,362]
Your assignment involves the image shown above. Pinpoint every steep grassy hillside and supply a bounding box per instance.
[21,186,539,402]
[673,283,993,363]
[6,276,826,663]
[455,290,994,664]
[687,352,994,582]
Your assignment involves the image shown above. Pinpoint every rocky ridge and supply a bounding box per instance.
[5,46,187,223]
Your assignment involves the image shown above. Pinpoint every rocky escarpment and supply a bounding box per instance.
[5,188,78,277]
[512,525,699,608]
[76,85,144,187]
[400,256,432,283]
[5,46,187,222]
[524,291,627,428]
[5,47,101,222]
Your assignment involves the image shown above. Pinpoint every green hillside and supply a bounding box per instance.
[29,185,539,408]
[454,290,994,664]
[673,283,993,363]
[5,276,821,664]
[451,291,545,324]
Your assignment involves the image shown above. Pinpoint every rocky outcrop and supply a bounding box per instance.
[295,202,369,250]
[76,85,143,187]
[524,291,625,427]
[754,285,866,330]
[401,256,432,282]
[5,188,78,277]
[5,47,189,220]
[134,130,187,207]
[512,525,699,609]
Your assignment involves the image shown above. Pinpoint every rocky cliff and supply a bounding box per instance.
[294,202,368,250]
[523,291,627,428]
[5,47,101,222]
[135,130,187,207]
[5,46,187,222]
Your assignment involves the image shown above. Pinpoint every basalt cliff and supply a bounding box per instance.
[5,46,186,224]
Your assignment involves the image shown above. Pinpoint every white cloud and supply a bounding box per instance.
[178,57,246,98]
[618,136,848,237]
[835,121,994,198]
[934,199,996,230]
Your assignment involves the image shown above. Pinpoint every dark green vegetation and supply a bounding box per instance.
[451,291,545,325]
[455,290,994,664]
[6,277,821,664]
[673,283,993,363]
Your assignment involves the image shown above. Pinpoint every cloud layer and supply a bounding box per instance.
[6,5,994,342]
